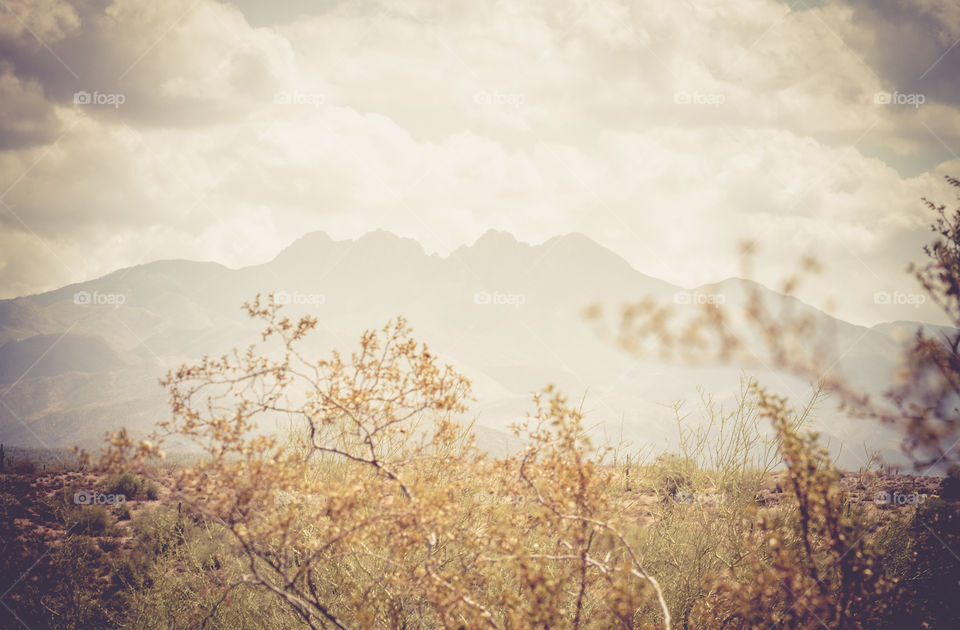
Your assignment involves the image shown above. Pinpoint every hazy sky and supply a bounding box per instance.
[1,0,959,325]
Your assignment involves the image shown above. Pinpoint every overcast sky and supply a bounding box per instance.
[1,0,959,325]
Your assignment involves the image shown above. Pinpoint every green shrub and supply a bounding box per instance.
[39,486,80,525]
[100,472,161,502]
[131,506,187,555]
[103,472,142,498]
[69,505,116,536]
[113,550,154,591]
[653,453,695,491]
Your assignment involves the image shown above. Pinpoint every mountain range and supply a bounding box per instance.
[0,229,927,468]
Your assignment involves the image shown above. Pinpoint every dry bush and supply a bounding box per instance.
[83,178,960,629]
[97,301,672,629]
[578,175,960,628]
[86,296,958,628]
[689,382,892,629]
[93,311,899,629]
[589,175,960,475]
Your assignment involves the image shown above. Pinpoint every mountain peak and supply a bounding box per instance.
[359,228,399,240]
[472,229,521,250]
[276,230,334,253]
[272,229,430,268]
[356,230,426,256]
[292,230,335,246]
[543,232,604,250]
[270,230,336,267]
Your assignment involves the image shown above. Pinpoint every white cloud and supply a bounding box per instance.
[0,0,958,326]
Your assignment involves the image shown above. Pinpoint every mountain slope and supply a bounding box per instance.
[0,230,929,468]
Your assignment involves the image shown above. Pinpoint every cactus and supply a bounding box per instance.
[0,443,4,474]
[175,501,185,541]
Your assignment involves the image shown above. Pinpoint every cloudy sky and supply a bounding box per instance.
[1,0,959,325]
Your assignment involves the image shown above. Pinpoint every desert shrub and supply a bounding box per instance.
[103,472,143,498]
[113,550,155,593]
[577,176,960,626]
[867,510,915,579]
[39,485,81,525]
[102,471,160,501]
[87,268,960,629]
[98,306,677,628]
[99,372,916,629]
[69,505,117,536]
[116,504,302,630]
[689,382,893,628]
[113,545,156,591]
[37,483,124,534]
[130,505,187,555]
[648,452,697,500]
[588,175,960,476]
[39,536,113,630]
[12,459,36,474]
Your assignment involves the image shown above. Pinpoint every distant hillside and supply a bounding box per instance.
[0,334,126,383]
[0,229,936,468]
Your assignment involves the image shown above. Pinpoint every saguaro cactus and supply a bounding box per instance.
[0,443,4,474]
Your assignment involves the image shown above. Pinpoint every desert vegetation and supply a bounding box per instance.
[2,179,960,628]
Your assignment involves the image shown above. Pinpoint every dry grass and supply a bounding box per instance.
[4,177,960,628]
